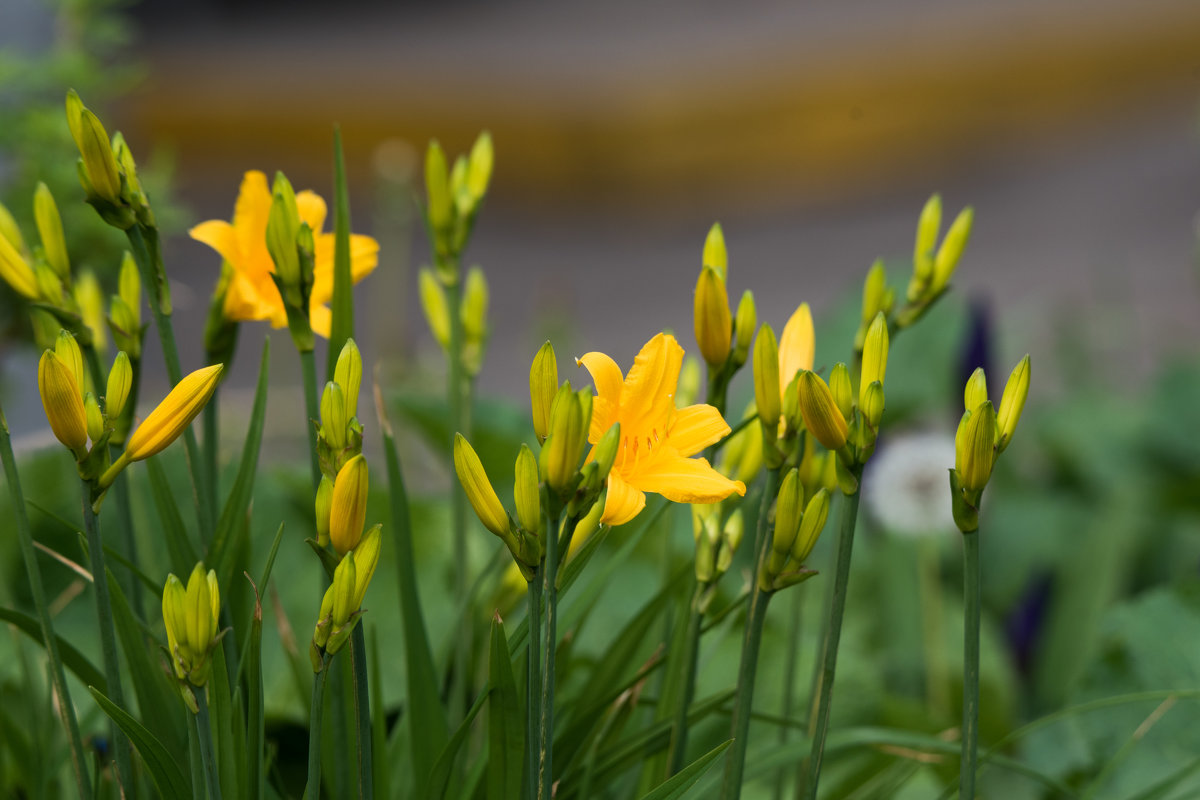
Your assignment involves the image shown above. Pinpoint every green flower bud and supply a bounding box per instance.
[454,433,511,540]
[859,312,889,409]
[732,290,757,367]
[106,351,132,421]
[514,444,541,536]
[461,266,489,344]
[418,268,450,350]
[315,474,334,548]
[266,172,302,291]
[694,265,731,367]
[996,355,1030,453]
[913,193,942,286]
[467,131,494,203]
[34,182,69,281]
[530,341,558,445]
[334,339,363,422]
[55,331,84,391]
[320,382,348,451]
[964,367,989,413]
[861,381,885,428]
[796,371,848,451]
[955,401,996,492]
[702,222,728,280]
[932,207,973,291]
[753,324,781,431]
[425,140,452,237]
[591,422,621,484]
[829,362,853,423]
[84,392,104,443]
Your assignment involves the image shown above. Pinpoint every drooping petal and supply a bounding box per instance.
[667,404,732,457]
[630,453,745,505]
[577,352,623,402]
[621,333,683,427]
[296,190,327,234]
[778,302,815,389]
[601,470,646,526]
[188,219,241,266]
[310,234,381,305]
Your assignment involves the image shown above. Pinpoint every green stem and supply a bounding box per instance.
[800,475,864,800]
[960,529,981,800]
[666,583,706,775]
[299,349,322,492]
[125,224,214,542]
[538,505,564,800]
[0,409,92,799]
[188,706,205,800]
[349,625,374,800]
[306,656,333,799]
[195,689,224,800]
[773,582,805,800]
[82,482,134,792]
[526,576,543,800]
[719,589,774,799]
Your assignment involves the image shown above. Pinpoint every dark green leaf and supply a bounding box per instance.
[487,616,523,800]
[88,686,191,800]
[0,607,106,693]
[637,740,731,800]
[326,127,354,378]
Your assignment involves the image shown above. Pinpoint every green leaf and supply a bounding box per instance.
[0,607,106,693]
[327,126,354,379]
[210,336,270,589]
[88,686,191,800]
[146,455,199,576]
[637,740,731,800]
[207,642,240,800]
[424,683,490,800]
[382,423,447,796]
[487,616,523,800]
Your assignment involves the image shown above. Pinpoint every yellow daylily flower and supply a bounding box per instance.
[578,333,745,526]
[189,171,379,338]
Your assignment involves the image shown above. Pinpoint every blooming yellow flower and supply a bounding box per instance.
[578,333,745,526]
[189,171,379,337]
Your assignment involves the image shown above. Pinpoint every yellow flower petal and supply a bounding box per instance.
[601,470,646,526]
[188,220,240,266]
[621,333,683,427]
[232,171,272,272]
[577,351,623,438]
[667,404,731,457]
[778,302,814,390]
[296,190,327,234]
[631,454,746,505]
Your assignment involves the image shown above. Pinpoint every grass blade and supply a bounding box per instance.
[327,126,354,378]
[639,740,732,800]
[487,615,523,800]
[89,686,191,799]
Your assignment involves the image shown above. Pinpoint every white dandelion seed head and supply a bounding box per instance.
[864,430,957,539]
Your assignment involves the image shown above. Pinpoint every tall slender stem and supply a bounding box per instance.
[800,475,863,800]
[306,656,333,799]
[0,409,91,798]
[538,506,564,800]
[125,224,214,542]
[526,576,543,800]
[194,689,223,800]
[667,583,706,775]
[720,589,773,799]
[82,482,134,793]
[960,529,981,800]
[443,267,471,725]
[299,349,322,492]
[349,626,374,800]
[773,584,805,800]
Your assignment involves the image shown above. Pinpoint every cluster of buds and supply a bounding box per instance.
[314,339,365,503]
[66,90,153,230]
[950,355,1031,533]
[161,562,224,710]
[692,224,757,404]
[419,264,490,376]
[423,133,494,271]
[263,172,318,353]
[692,504,744,610]
[311,524,383,663]
[759,471,831,593]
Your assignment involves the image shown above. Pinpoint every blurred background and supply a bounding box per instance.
[4,1,1200,795]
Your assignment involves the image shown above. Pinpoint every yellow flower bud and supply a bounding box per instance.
[418,268,450,350]
[467,131,494,203]
[0,230,37,299]
[34,183,69,281]
[266,172,301,290]
[932,207,974,291]
[74,271,107,352]
[913,193,942,285]
[514,444,541,536]
[530,342,558,444]
[334,339,362,422]
[424,140,452,235]
[753,324,781,431]
[38,350,88,453]
[996,355,1030,453]
[861,259,887,326]
[322,527,384,657]
[702,222,727,280]
[964,367,988,413]
[55,331,85,391]
[315,474,334,548]
[591,422,621,484]
[330,454,369,555]
[829,363,853,423]
[110,132,144,202]
[956,401,996,492]
[859,312,889,409]
[861,381,885,428]
[162,562,221,687]
[106,352,132,421]
[75,106,123,207]
[791,488,830,565]
[542,384,589,494]
[454,433,511,539]
[796,370,848,451]
[461,266,489,343]
[770,468,804,574]
[320,381,348,451]
[118,251,141,323]
[84,392,105,443]
[732,290,756,367]
[122,364,223,462]
[0,201,24,254]
[694,265,731,367]
[35,264,64,306]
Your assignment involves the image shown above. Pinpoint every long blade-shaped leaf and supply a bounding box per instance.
[424,684,491,800]
[487,616,523,800]
[638,740,731,800]
[89,687,191,799]
[0,607,106,691]
[146,455,199,575]
[327,127,354,378]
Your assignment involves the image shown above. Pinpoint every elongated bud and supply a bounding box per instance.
[772,468,804,563]
[861,259,887,325]
[330,454,369,554]
[34,183,69,280]
[753,324,781,431]
[418,268,450,349]
[55,331,85,391]
[792,488,830,565]
[320,381,348,451]
[0,202,24,253]
[702,222,728,280]
[732,290,756,367]
[964,367,988,413]
[315,474,334,548]
[861,381,885,428]
[467,131,494,203]
[913,193,942,284]
[782,373,801,435]
[122,364,223,462]
[334,339,362,422]
[529,342,558,444]
[0,231,37,299]
[796,370,848,451]
[591,422,621,482]
[956,401,996,492]
[514,444,541,536]
[162,562,221,687]
[454,433,511,539]
[461,266,489,342]
[425,141,452,235]
[84,392,104,442]
[694,265,731,367]
[829,363,853,422]
[932,207,974,290]
[718,509,745,575]
[73,102,122,207]
[266,172,301,290]
[106,352,132,420]
[542,383,587,494]
[694,509,719,583]
[35,264,64,305]
[118,252,141,321]
[110,132,143,201]
[859,312,889,409]
[75,271,107,352]
[996,355,1030,453]
[450,156,468,212]
[109,296,141,359]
